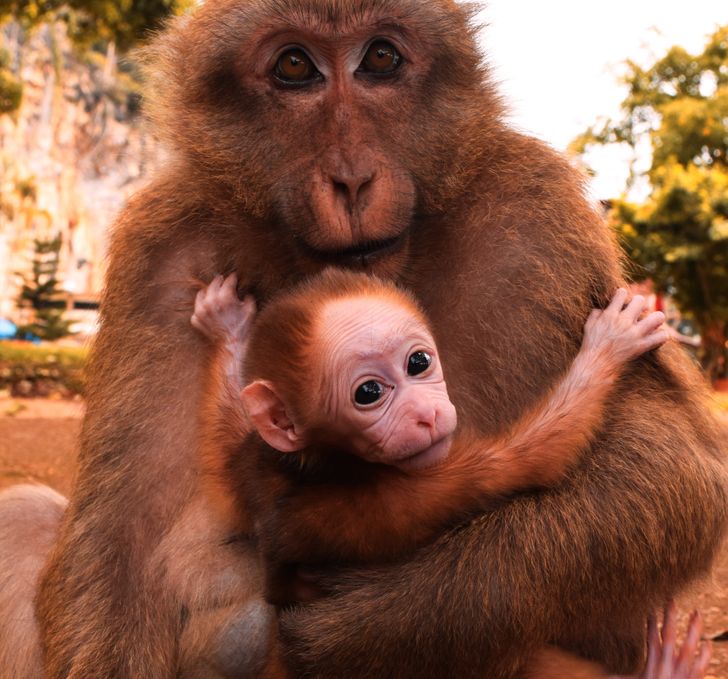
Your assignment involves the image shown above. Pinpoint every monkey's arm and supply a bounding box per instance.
[192,275,257,492]
[191,273,256,396]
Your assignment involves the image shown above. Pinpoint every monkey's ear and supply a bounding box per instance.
[241,380,307,453]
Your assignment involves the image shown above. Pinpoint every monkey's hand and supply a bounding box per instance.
[191,274,257,346]
[581,288,667,371]
[611,604,711,679]
[192,274,256,392]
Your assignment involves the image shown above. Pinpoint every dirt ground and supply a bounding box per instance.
[1,397,728,677]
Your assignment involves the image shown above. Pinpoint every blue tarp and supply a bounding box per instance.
[0,318,17,339]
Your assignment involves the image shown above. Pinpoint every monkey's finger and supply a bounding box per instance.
[210,275,225,295]
[660,602,678,667]
[241,295,257,316]
[638,330,669,354]
[585,309,602,327]
[637,311,666,335]
[221,273,239,300]
[689,642,711,679]
[623,295,646,323]
[676,611,702,672]
[193,288,208,315]
[644,614,660,676]
[606,288,628,315]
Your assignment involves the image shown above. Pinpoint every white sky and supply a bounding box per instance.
[476,1,728,200]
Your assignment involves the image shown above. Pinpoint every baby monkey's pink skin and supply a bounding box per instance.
[310,296,458,470]
[192,276,667,472]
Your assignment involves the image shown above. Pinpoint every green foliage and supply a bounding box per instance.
[1,0,193,51]
[0,340,85,396]
[0,66,21,111]
[63,0,192,52]
[575,25,728,379]
[0,47,21,113]
[16,235,75,341]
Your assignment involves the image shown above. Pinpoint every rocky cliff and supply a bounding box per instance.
[0,20,159,323]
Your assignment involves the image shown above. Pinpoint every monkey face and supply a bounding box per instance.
[150,0,489,278]
[318,296,458,470]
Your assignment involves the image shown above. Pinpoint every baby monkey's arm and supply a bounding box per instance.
[271,289,668,565]
[466,287,668,495]
[191,275,257,507]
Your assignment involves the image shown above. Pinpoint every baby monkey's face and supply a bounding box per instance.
[318,297,458,471]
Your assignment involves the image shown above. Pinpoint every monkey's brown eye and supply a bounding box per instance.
[360,40,402,75]
[407,351,432,376]
[274,48,318,84]
[354,380,385,406]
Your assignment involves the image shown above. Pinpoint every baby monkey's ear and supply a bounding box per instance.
[241,380,307,453]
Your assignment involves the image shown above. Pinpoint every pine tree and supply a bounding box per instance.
[16,234,74,340]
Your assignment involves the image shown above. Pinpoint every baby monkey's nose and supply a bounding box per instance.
[414,404,438,430]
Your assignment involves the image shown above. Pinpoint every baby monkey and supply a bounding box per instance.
[193,269,666,571]
[192,269,709,679]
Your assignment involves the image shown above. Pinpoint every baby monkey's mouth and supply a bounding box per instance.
[296,233,406,267]
[394,434,454,472]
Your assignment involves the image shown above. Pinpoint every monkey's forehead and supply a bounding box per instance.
[318,298,434,366]
[194,0,464,38]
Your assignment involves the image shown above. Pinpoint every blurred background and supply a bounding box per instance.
[0,0,727,674]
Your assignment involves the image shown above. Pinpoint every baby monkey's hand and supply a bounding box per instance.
[191,274,256,346]
[582,288,668,369]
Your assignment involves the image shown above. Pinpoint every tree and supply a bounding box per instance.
[16,234,74,340]
[0,0,192,115]
[573,25,728,380]
[1,0,192,50]
[0,47,22,112]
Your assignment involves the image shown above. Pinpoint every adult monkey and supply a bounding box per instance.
[30,0,726,677]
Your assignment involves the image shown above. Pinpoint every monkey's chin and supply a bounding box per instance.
[395,435,453,472]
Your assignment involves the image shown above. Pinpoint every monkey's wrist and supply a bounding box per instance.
[221,339,242,355]
[575,348,621,386]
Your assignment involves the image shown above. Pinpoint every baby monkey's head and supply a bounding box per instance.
[242,269,457,471]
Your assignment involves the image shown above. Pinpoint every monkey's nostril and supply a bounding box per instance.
[332,180,349,200]
[330,173,374,212]
[417,412,437,429]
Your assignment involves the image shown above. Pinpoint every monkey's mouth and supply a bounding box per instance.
[394,434,453,472]
[296,233,406,267]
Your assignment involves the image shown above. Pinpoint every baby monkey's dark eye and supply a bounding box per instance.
[354,380,385,406]
[407,351,432,376]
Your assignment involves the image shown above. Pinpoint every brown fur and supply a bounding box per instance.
[0,485,66,679]
[25,1,727,677]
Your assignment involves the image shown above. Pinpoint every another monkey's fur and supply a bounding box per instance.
[13,1,725,677]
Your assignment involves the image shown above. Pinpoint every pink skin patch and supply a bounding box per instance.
[317,296,458,470]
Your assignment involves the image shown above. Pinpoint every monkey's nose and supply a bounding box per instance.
[330,170,374,213]
[414,404,438,430]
